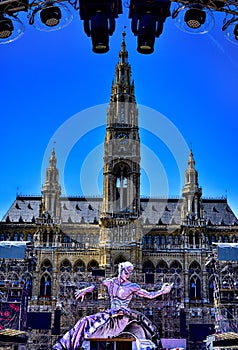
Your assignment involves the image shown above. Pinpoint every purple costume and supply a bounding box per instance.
[52,262,172,350]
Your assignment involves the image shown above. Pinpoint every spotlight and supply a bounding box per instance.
[234,24,238,39]
[89,12,110,53]
[137,13,158,54]
[129,0,171,54]
[172,4,215,34]
[184,8,206,29]
[40,6,61,27]
[0,17,13,38]
[79,0,122,54]
[30,2,72,32]
[223,17,238,45]
[0,14,24,44]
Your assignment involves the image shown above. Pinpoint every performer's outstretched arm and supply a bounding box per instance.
[74,285,95,301]
[135,283,173,299]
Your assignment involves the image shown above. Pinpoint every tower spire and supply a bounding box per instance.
[101,36,140,218]
[181,149,203,224]
[119,31,128,64]
[100,38,141,271]
[110,31,135,105]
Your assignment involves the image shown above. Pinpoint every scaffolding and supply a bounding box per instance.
[205,244,238,350]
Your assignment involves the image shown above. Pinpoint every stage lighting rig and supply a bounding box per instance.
[79,0,123,53]
[28,0,72,32]
[129,0,171,54]
[172,0,238,43]
[172,3,215,34]
[0,0,27,43]
[222,16,238,44]
[0,0,238,51]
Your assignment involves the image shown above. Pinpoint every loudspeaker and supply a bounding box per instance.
[145,273,154,284]
[180,309,186,338]
[92,269,106,277]
[52,309,61,335]
[27,312,51,329]
[189,324,215,341]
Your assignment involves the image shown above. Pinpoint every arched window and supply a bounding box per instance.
[189,232,193,245]
[189,261,201,275]
[87,260,99,272]
[147,235,152,247]
[63,234,70,243]
[208,278,214,303]
[195,231,199,246]
[161,235,166,245]
[41,259,52,273]
[26,278,33,298]
[207,234,211,245]
[73,260,86,272]
[224,235,229,243]
[168,235,173,245]
[155,235,160,245]
[113,163,131,211]
[48,230,54,244]
[142,235,146,246]
[60,260,72,272]
[90,234,94,246]
[170,260,182,274]
[211,235,216,243]
[14,233,19,241]
[174,235,179,245]
[116,176,127,188]
[189,261,202,300]
[43,230,47,243]
[232,235,237,243]
[39,260,52,298]
[40,274,51,298]
[156,260,168,274]
[189,276,201,299]
[142,260,155,273]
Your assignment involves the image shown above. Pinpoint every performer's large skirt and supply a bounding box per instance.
[52,307,163,350]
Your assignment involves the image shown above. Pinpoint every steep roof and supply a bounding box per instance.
[2,195,237,226]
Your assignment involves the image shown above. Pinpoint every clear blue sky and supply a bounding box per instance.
[0,5,238,219]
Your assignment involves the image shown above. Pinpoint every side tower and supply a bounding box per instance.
[100,33,142,271]
[181,150,203,225]
[41,148,61,222]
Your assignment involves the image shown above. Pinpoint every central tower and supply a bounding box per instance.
[100,33,142,271]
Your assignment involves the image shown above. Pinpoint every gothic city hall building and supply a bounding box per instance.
[0,35,238,350]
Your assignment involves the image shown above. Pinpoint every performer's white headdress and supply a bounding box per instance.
[118,261,134,275]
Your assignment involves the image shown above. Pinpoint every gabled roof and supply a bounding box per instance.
[2,196,40,224]
[1,195,237,227]
[202,199,238,226]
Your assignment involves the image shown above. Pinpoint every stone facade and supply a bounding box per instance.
[0,34,237,350]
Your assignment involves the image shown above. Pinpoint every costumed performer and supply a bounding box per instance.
[52,261,173,350]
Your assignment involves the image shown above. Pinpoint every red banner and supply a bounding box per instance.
[0,302,20,330]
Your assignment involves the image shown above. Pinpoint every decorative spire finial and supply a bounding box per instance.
[122,29,126,41]
[119,29,128,63]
